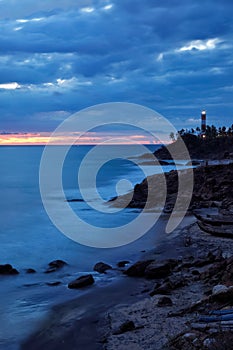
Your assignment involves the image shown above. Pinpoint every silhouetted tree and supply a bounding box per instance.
[169,132,176,142]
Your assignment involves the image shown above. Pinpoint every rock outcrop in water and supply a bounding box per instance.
[68,274,95,289]
[0,264,19,275]
[93,262,112,274]
[44,259,68,273]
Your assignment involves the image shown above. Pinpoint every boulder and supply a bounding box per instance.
[0,264,19,275]
[212,284,228,296]
[68,274,94,289]
[26,268,36,274]
[45,259,67,273]
[145,259,178,279]
[117,261,130,268]
[212,285,233,303]
[93,262,112,274]
[124,260,154,277]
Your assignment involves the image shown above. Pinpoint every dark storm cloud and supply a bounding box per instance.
[0,0,232,131]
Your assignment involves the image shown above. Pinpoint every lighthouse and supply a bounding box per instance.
[201,110,206,133]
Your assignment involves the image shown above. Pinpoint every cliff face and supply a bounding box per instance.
[154,134,233,160]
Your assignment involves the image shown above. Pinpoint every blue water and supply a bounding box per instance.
[1,144,172,349]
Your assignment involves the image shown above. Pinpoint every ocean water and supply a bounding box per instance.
[0,144,182,349]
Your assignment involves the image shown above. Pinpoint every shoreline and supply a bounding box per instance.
[20,214,196,350]
[21,210,233,349]
[21,161,233,349]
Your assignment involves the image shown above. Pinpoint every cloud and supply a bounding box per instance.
[177,38,222,52]
[0,0,232,134]
[0,82,20,89]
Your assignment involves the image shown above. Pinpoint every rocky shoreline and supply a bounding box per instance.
[100,220,233,350]
[100,161,233,349]
[20,215,233,350]
[111,162,233,213]
[17,162,233,349]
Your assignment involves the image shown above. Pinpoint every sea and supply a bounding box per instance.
[0,145,188,349]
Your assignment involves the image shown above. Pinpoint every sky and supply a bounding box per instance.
[0,0,232,144]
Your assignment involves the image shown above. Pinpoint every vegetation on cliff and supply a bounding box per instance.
[155,125,233,160]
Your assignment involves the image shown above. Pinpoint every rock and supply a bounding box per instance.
[183,332,197,341]
[157,296,173,307]
[169,274,187,289]
[0,264,19,275]
[191,323,210,331]
[46,281,62,286]
[117,261,130,268]
[93,262,112,274]
[150,282,172,296]
[212,284,228,295]
[191,269,200,276]
[124,260,153,277]
[203,338,213,348]
[145,259,178,279]
[113,321,135,335]
[151,275,187,296]
[45,259,68,273]
[26,268,36,274]
[68,274,94,289]
[48,259,67,268]
[212,285,233,303]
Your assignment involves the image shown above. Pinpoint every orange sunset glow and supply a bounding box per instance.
[0,132,169,145]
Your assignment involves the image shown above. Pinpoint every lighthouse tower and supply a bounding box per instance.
[201,110,206,133]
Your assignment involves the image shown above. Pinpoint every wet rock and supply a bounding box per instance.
[68,274,94,289]
[0,264,19,275]
[117,261,130,268]
[26,268,36,274]
[93,262,112,274]
[46,281,62,287]
[45,259,68,273]
[145,259,178,279]
[124,260,154,277]
[157,296,173,307]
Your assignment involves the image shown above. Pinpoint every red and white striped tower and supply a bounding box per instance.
[201,110,206,133]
